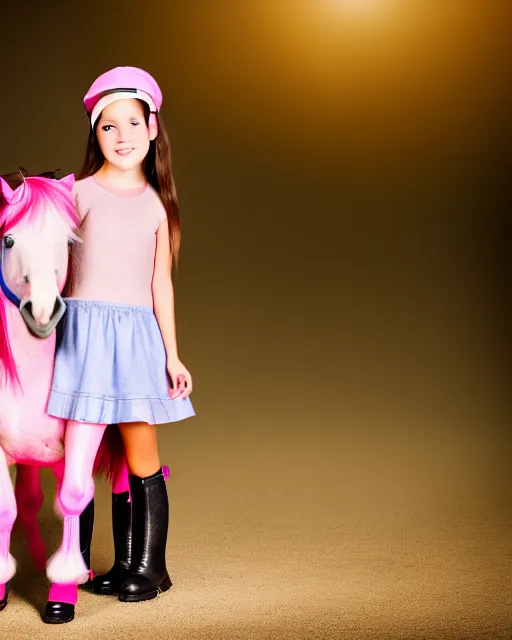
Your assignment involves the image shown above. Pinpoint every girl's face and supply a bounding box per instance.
[96,99,154,172]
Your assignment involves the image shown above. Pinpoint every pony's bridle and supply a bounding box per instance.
[0,239,67,339]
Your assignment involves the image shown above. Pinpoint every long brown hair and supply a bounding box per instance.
[78,101,181,265]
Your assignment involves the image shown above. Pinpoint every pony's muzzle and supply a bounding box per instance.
[19,296,67,339]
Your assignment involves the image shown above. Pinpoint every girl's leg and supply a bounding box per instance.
[116,423,171,602]
[46,420,106,585]
[14,464,46,571]
[118,422,160,477]
[92,456,133,595]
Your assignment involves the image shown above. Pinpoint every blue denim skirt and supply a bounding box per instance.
[47,299,195,425]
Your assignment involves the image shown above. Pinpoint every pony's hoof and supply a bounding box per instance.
[0,583,7,611]
[42,601,75,624]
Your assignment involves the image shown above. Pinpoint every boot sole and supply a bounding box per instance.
[0,596,7,612]
[118,576,172,603]
[93,585,118,596]
[42,613,75,625]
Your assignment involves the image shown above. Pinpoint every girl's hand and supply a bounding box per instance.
[167,358,193,400]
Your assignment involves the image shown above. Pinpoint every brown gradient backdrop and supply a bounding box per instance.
[0,1,510,638]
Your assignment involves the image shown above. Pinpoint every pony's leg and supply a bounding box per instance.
[43,452,97,624]
[52,457,95,583]
[42,459,79,624]
[14,464,46,571]
[0,449,17,608]
[51,458,64,517]
[46,421,106,585]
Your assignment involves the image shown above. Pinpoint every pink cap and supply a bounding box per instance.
[83,66,163,127]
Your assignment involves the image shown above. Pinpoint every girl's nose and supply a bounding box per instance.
[117,126,131,142]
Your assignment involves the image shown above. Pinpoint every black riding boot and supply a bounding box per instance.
[42,498,95,624]
[80,496,95,590]
[92,491,132,594]
[118,469,172,602]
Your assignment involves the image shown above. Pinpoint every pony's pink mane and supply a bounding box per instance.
[0,177,79,389]
[0,176,80,232]
[0,295,18,388]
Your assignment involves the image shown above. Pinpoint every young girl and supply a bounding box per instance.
[46,66,195,604]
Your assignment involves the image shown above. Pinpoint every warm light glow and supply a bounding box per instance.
[338,0,381,6]
[313,0,406,31]
[153,1,497,162]
[323,0,397,16]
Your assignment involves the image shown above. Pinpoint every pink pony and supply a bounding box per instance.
[0,175,124,623]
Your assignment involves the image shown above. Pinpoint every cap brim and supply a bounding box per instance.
[90,90,157,127]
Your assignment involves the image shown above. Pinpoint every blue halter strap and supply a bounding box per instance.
[0,240,21,308]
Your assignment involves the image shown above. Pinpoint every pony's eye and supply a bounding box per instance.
[68,238,74,247]
[3,236,14,249]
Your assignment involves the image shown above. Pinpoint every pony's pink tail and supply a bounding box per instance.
[93,424,126,484]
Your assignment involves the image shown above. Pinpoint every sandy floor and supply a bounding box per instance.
[0,423,510,640]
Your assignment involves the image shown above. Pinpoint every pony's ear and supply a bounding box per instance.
[59,174,75,191]
[0,177,15,204]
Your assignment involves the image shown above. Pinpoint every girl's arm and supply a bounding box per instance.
[152,219,178,360]
[152,219,192,398]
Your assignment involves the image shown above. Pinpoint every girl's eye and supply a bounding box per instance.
[101,125,114,132]
[68,238,74,247]
[131,121,139,127]
[3,235,14,249]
